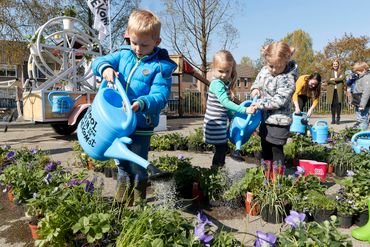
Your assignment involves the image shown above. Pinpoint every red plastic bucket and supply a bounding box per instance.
[299,160,327,182]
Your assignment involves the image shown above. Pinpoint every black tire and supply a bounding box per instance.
[51,109,87,136]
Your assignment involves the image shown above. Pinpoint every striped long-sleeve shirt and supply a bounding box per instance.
[203,79,246,144]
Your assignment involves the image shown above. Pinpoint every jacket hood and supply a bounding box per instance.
[284,60,299,81]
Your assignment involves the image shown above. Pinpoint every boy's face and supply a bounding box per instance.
[129,32,161,58]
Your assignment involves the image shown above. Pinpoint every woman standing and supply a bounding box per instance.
[326,60,345,124]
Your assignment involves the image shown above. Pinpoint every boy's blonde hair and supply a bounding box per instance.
[212,50,237,84]
[261,41,295,65]
[353,61,369,73]
[127,9,161,40]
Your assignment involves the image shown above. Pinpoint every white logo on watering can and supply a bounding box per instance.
[79,109,98,148]
[314,168,324,176]
[142,69,150,76]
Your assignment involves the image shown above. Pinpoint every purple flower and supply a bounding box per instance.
[178,154,185,160]
[284,210,305,228]
[67,178,79,187]
[295,166,305,176]
[6,151,15,159]
[43,173,52,185]
[194,223,213,246]
[81,179,94,193]
[197,211,212,225]
[29,148,38,155]
[44,162,57,173]
[254,231,277,247]
[346,170,354,177]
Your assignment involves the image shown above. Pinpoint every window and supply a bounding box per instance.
[244,78,248,87]
[237,79,240,87]
[0,64,17,78]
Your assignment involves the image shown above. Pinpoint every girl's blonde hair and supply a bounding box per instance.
[353,61,369,73]
[128,9,161,40]
[261,41,295,65]
[212,50,237,84]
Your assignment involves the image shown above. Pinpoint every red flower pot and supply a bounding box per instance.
[28,223,40,240]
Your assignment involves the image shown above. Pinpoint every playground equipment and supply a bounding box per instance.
[77,79,168,180]
[22,16,102,135]
[351,131,370,154]
[290,112,308,134]
[352,197,370,242]
[310,120,329,144]
[229,97,262,160]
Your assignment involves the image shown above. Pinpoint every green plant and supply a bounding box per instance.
[72,212,111,244]
[240,134,262,156]
[306,191,336,213]
[327,143,355,172]
[63,5,77,17]
[188,128,206,151]
[278,215,353,246]
[223,166,265,200]
[152,155,192,173]
[284,134,313,160]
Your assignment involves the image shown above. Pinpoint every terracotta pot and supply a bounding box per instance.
[28,223,40,240]
[244,192,260,216]
[7,188,14,202]
[328,164,334,173]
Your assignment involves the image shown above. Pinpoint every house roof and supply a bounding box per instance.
[236,64,256,78]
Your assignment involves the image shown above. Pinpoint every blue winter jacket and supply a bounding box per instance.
[92,46,177,130]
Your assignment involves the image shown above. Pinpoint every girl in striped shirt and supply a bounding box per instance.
[203,50,249,169]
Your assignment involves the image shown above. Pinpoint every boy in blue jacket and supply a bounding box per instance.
[92,9,177,204]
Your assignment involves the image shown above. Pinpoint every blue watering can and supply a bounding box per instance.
[229,97,262,159]
[77,78,168,179]
[48,92,82,113]
[290,112,309,134]
[351,131,370,154]
[310,120,329,144]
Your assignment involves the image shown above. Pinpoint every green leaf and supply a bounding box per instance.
[151,239,164,247]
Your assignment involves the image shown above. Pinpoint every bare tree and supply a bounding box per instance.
[161,0,240,77]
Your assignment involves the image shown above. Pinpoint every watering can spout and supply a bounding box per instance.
[104,138,171,180]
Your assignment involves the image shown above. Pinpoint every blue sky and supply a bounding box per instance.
[140,0,370,63]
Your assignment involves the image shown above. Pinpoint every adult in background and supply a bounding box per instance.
[326,60,345,124]
[292,73,322,117]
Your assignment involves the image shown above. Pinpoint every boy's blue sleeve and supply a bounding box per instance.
[137,60,177,113]
[92,51,122,76]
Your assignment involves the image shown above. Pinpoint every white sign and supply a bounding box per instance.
[87,0,110,40]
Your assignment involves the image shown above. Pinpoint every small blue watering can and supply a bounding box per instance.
[351,131,370,154]
[77,78,167,179]
[48,92,82,113]
[310,120,328,144]
[290,112,309,134]
[229,97,262,158]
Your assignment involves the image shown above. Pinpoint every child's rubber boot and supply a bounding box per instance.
[352,197,370,242]
[147,164,172,181]
[231,149,244,162]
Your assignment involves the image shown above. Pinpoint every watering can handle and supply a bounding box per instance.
[239,96,258,129]
[315,120,327,126]
[351,131,370,143]
[100,78,134,131]
[48,91,70,106]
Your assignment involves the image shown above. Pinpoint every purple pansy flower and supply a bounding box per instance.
[197,212,213,225]
[285,210,305,228]
[346,170,354,177]
[295,166,305,176]
[29,148,38,155]
[194,223,213,246]
[6,151,15,159]
[67,178,79,187]
[254,231,277,247]
[177,154,185,160]
[80,179,94,193]
[44,162,57,173]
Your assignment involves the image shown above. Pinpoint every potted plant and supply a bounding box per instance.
[306,191,336,223]
[240,134,262,159]
[62,6,77,30]
[25,31,45,55]
[187,128,206,152]
[328,143,355,177]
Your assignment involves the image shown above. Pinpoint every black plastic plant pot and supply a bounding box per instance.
[313,209,335,223]
[261,205,284,224]
[337,213,353,228]
[104,167,112,178]
[354,210,369,227]
[334,166,347,177]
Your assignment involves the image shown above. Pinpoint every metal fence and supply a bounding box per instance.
[167,90,355,116]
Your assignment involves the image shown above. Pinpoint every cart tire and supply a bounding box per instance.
[51,109,87,136]
[51,122,77,135]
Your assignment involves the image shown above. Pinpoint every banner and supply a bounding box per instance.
[87,0,110,41]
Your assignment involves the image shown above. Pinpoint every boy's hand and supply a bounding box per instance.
[102,68,119,82]
[131,101,140,112]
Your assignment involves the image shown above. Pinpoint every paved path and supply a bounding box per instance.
[0,115,368,246]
